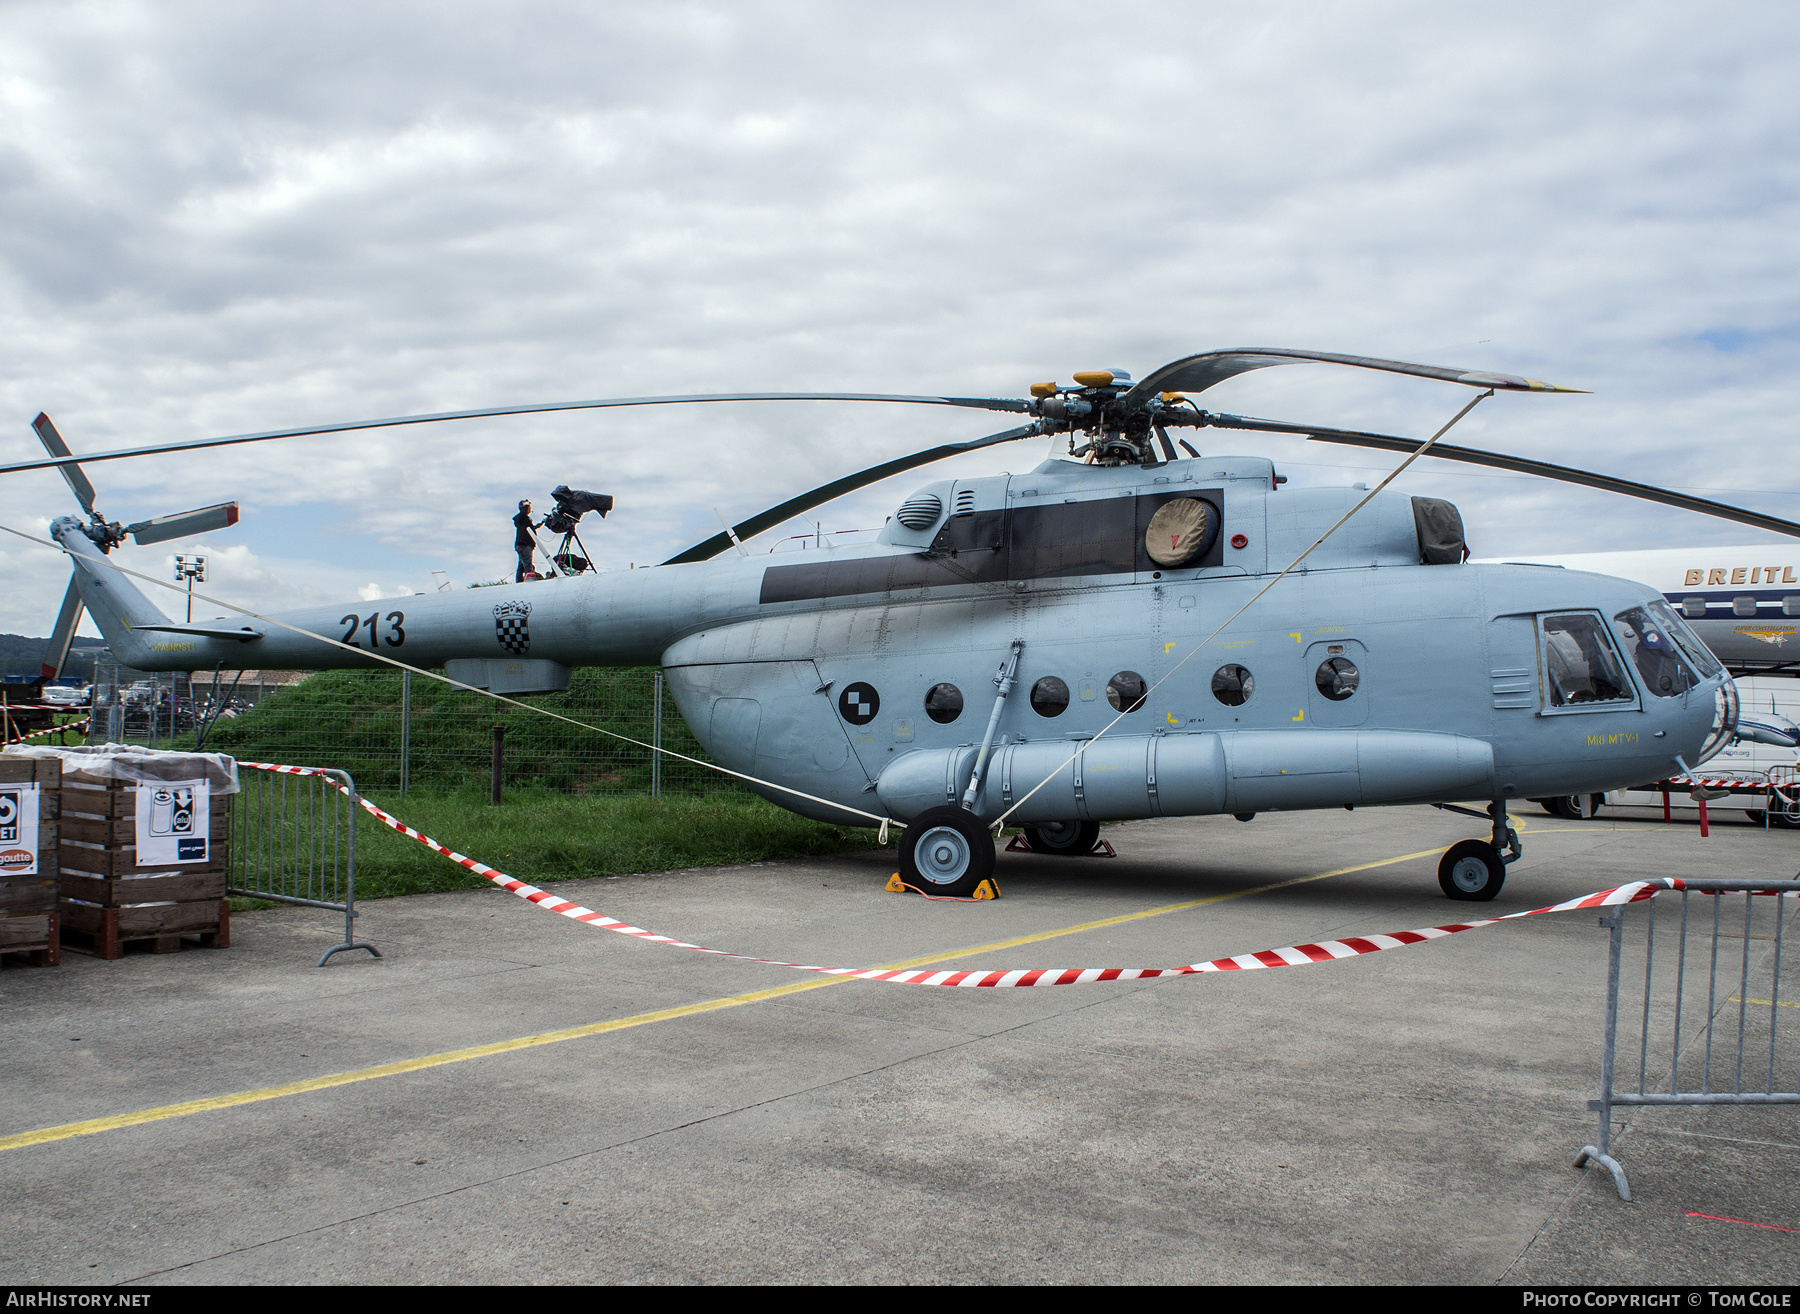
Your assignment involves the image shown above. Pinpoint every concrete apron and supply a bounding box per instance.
[2,804,1797,1285]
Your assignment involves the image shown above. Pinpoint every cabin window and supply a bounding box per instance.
[924,683,963,724]
[1211,664,1254,707]
[1611,606,1697,699]
[1106,670,1147,713]
[1682,596,1708,619]
[1030,676,1070,717]
[1314,657,1360,701]
[1734,596,1759,617]
[1539,613,1635,710]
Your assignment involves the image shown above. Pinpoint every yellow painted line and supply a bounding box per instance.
[1731,998,1800,1009]
[1,841,1451,1154]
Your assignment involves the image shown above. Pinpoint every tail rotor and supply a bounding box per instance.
[30,413,240,678]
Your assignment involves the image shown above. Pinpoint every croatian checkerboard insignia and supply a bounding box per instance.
[495,600,531,655]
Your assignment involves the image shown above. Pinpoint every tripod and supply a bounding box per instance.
[533,524,594,576]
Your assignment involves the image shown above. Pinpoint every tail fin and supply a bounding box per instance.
[51,517,171,669]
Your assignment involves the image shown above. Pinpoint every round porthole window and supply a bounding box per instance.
[924,683,964,724]
[1314,657,1360,701]
[1030,676,1070,717]
[1106,670,1147,713]
[1211,664,1254,706]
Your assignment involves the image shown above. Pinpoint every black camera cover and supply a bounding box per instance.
[552,486,613,519]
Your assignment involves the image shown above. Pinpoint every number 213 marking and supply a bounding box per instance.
[340,612,405,648]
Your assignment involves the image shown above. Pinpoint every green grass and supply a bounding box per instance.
[202,665,720,795]
[342,786,878,900]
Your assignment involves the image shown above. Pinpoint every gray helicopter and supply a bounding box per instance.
[15,348,1790,903]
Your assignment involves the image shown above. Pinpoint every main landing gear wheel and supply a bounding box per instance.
[1438,839,1506,901]
[1537,794,1604,820]
[900,806,996,898]
[1023,819,1101,856]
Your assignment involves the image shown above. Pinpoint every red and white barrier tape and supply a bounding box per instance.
[237,761,1790,987]
[4,717,90,746]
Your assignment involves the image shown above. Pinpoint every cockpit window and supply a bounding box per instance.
[1646,598,1724,678]
[1540,613,1635,709]
[1611,607,1698,699]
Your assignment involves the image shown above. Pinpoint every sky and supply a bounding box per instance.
[2,0,1797,641]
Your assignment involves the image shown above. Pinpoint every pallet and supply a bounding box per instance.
[0,755,60,967]
[59,898,230,959]
[0,911,59,967]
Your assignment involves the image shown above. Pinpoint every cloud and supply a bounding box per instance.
[2,0,1798,640]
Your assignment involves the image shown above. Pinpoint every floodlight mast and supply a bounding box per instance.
[174,554,206,623]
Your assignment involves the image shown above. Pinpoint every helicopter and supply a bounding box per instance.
[10,347,1793,903]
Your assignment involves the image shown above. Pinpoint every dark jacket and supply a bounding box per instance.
[513,510,537,551]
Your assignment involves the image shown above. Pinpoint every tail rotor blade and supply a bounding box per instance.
[125,501,241,546]
[32,413,99,516]
[41,576,85,679]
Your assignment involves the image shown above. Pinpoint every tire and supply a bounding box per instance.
[1542,794,1603,820]
[900,806,996,898]
[1023,819,1101,857]
[1438,839,1506,901]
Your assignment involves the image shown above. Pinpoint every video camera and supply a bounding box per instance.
[542,485,613,536]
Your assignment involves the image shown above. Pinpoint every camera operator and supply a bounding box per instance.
[513,499,541,582]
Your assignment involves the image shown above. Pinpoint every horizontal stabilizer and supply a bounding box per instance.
[127,501,240,545]
[131,623,263,642]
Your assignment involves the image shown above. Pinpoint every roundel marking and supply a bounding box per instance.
[839,681,881,726]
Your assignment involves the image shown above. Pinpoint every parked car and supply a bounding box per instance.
[40,684,90,707]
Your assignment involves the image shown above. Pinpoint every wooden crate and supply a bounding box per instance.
[0,755,60,968]
[57,769,231,960]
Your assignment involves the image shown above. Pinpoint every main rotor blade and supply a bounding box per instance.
[31,413,98,515]
[42,576,85,680]
[1305,429,1800,540]
[126,501,241,546]
[1119,348,1585,409]
[1,392,1032,479]
[663,422,1045,565]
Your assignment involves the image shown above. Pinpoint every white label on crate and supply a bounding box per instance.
[0,783,39,874]
[135,778,209,865]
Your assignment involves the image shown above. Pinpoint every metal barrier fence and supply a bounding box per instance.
[227,764,381,967]
[1577,878,1800,1199]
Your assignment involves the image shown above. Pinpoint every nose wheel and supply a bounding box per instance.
[899,806,996,898]
[1438,840,1506,901]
